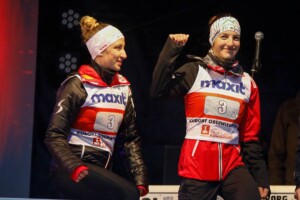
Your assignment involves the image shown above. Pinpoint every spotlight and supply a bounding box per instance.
[58,53,78,73]
[61,9,80,29]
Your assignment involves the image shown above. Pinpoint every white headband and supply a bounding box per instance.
[86,25,124,60]
[209,16,241,45]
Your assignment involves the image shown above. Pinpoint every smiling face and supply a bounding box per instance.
[95,38,127,71]
[211,30,240,62]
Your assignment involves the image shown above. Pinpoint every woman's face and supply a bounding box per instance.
[95,38,127,71]
[211,30,240,62]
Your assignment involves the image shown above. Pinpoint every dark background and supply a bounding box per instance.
[31,0,300,198]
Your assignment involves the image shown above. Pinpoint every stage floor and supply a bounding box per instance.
[0,185,295,200]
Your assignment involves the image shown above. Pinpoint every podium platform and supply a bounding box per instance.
[0,185,295,200]
[141,185,295,200]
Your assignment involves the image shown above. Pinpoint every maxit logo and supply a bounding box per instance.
[201,80,246,95]
[91,92,126,105]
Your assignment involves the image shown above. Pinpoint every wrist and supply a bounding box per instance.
[137,185,149,196]
[71,165,88,182]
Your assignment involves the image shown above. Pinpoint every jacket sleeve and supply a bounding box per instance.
[239,78,270,188]
[44,76,87,174]
[150,36,195,99]
[267,102,287,184]
[115,88,149,187]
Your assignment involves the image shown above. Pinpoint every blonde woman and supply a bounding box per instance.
[44,16,148,200]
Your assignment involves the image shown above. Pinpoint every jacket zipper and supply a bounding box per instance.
[191,140,199,157]
[218,142,222,180]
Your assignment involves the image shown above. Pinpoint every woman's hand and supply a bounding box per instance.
[71,166,89,182]
[258,187,270,199]
[137,185,149,197]
[76,169,88,182]
[169,34,189,46]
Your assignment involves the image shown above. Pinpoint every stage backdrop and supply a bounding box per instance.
[0,0,38,197]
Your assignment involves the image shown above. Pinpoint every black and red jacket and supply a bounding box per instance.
[44,61,148,187]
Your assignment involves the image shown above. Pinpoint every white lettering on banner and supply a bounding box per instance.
[140,185,295,200]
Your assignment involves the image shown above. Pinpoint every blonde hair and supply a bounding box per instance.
[80,16,108,43]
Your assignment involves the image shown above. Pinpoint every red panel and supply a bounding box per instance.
[0,0,38,165]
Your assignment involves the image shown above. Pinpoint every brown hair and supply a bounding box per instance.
[208,13,234,28]
[80,16,108,43]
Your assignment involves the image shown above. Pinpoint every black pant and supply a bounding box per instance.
[178,166,261,200]
[50,163,139,200]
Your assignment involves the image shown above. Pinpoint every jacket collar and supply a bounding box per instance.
[203,53,244,77]
[78,61,130,87]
